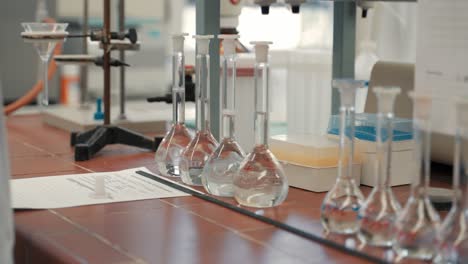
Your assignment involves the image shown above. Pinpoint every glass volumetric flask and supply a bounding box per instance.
[180,35,218,186]
[202,35,245,196]
[155,34,193,177]
[233,41,288,208]
[393,92,440,261]
[320,79,366,235]
[358,87,402,246]
[435,100,468,264]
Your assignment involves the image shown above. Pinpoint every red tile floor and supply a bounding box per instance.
[9,115,451,264]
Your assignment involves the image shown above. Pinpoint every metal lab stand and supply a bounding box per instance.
[331,0,417,115]
[70,0,156,161]
[194,0,416,131]
[196,0,221,139]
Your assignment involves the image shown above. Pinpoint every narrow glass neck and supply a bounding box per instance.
[172,52,185,124]
[454,127,468,205]
[411,118,431,193]
[337,105,355,180]
[195,54,210,131]
[376,111,394,188]
[221,55,236,139]
[254,62,269,146]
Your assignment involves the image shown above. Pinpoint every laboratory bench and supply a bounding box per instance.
[8,114,451,264]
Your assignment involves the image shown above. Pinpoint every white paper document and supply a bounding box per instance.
[11,167,190,209]
[415,0,468,134]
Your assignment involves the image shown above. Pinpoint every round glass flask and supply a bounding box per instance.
[233,41,288,208]
[202,35,245,196]
[357,86,402,246]
[155,33,192,177]
[435,99,468,263]
[180,35,218,186]
[320,79,366,235]
[393,92,440,261]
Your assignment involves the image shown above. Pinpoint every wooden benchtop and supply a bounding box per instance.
[8,114,450,264]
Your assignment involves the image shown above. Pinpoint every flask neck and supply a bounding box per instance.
[254,62,269,146]
[195,54,211,131]
[337,105,356,180]
[221,55,237,139]
[172,52,185,124]
[375,112,395,189]
[411,119,431,194]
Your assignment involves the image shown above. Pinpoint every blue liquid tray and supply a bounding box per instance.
[327,113,413,142]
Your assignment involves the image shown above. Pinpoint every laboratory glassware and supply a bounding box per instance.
[233,41,289,208]
[358,86,402,246]
[0,83,13,264]
[201,35,245,196]
[180,35,218,186]
[320,79,366,234]
[21,22,68,106]
[393,92,440,261]
[435,100,468,263]
[155,34,192,177]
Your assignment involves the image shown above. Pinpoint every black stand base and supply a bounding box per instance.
[71,125,160,161]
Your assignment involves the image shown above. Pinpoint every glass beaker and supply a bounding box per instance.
[393,92,440,261]
[233,41,289,208]
[201,35,245,196]
[21,22,68,106]
[320,79,366,235]
[155,34,192,177]
[435,99,468,263]
[180,35,218,186]
[358,86,402,246]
